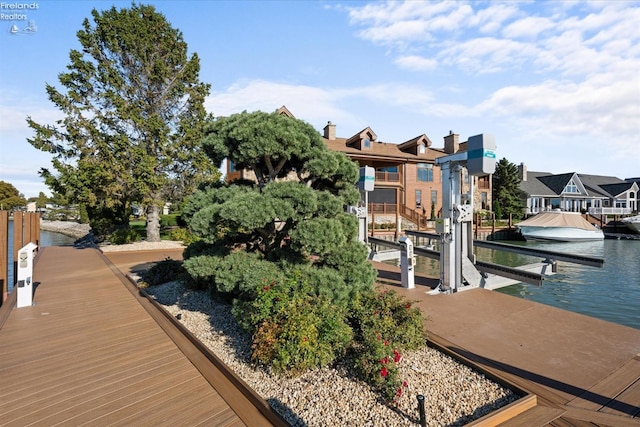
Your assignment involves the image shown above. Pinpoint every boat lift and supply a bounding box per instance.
[366,133,604,292]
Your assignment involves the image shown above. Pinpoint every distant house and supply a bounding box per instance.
[225,107,493,230]
[518,163,638,216]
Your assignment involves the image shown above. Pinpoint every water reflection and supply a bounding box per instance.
[387,238,639,330]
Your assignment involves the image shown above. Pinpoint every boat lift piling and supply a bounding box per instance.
[366,133,604,292]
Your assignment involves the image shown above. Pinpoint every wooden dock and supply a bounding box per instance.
[2,246,639,426]
[375,261,640,426]
[0,246,287,427]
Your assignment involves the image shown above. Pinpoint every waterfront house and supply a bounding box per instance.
[225,107,493,230]
[518,163,638,216]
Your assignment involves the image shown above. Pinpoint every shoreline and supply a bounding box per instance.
[39,219,91,239]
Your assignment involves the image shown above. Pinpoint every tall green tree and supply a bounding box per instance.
[492,158,525,220]
[27,3,216,241]
[0,181,26,210]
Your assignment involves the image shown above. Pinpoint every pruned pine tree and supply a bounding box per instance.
[27,3,216,241]
[183,110,376,305]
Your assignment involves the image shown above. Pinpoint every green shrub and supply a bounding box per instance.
[236,276,353,374]
[348,288,426,401]
[160,213,182,228]
[140,258,185,287]
[168,227,200,245]
[108,228,140,245]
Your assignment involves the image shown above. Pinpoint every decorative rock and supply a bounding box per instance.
[146,281,518,426]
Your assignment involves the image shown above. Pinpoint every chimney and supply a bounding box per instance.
[518,163,527,181]
[444,130,459,154]
[323,121,336,140]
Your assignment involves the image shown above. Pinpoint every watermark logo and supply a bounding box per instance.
[2,2,39,35]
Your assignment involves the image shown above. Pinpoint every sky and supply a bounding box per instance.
[1,0,639,198]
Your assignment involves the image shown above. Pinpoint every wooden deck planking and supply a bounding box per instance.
[0,246,267,426]
[567,355,640,418]
[375,261,640,426]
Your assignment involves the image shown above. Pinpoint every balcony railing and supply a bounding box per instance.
[375,171,399,182]
[369,203,397,214]
[589,207,633,215]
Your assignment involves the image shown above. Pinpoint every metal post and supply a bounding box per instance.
[417,394,426,427]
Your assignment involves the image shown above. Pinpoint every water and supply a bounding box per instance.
[5,223,77,292]
[405,238,640,330]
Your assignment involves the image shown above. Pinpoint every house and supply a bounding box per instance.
[518,163,638,216]
[226,107,493,230]
[323,124,492,228]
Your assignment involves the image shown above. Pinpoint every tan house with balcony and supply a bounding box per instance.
[226,107,493,230]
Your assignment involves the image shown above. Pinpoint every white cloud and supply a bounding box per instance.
[205,79,354,124]
[394,55,437,71]
[502,15,556,39]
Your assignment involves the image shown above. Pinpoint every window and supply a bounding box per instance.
[419,144,425,154]
[417,163,433,182]
[431,190,437,205]
[363,138,371,149]
[416,190,422,208]
[377,166,398,173]
[563,179,580,194]
[228,160,237,172]
[481,192,487,210]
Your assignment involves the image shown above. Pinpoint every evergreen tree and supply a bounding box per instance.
[182,110,376,304]
[27,3,216,241]
[492,158,525,220]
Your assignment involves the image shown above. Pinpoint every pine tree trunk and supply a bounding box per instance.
[146,204,161,242]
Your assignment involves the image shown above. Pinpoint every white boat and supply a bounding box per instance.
[621,215,640,234]
[517,210,604,242]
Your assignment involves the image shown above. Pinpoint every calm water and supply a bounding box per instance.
[5,223,77,292]
[407,239,640,330]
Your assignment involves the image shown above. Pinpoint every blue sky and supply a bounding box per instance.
[1,0,639,198]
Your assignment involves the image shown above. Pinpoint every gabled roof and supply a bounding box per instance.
[521,170,636,198]
[579,174,637,197]
[324,136,440,164]
[346,127,377,146]
[277,105,294,117]
[398,134,433,150]
[537,173,576,194]
[520,171,559,196]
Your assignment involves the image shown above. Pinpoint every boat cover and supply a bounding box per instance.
[517,211,596,231]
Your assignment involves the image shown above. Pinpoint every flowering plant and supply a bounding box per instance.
[348,288,426,401]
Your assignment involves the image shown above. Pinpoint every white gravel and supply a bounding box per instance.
[145,281,519,426]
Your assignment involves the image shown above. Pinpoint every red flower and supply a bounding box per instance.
[393,349,401,363]
[376,333,381,341]
[263,285,270,291]
[380,367,388,378]
[402,381,408,388]
[396,387,403,397]
[379,356,388,365]
[406,303,411,309]
[384,340,389,346]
